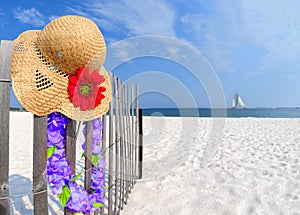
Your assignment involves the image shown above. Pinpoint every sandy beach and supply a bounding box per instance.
[7,112,300,214]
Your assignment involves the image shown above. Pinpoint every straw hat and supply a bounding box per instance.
[11,16,112,121]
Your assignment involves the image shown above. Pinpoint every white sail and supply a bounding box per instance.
[232,93,246,109]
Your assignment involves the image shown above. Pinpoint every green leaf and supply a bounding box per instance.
[71,170,83,183]
[81,152,85,158]
[100,185,109,189]
[92,154,100,169]
[93,202,104,208]
[47,145,57,159]
[58,186,71,207]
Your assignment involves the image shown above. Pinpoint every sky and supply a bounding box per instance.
[1,0,300,108]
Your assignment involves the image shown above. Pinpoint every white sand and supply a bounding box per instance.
[7,113,300,214]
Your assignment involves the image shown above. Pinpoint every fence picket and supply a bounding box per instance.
[113,76,120,214]
[84,121,93,215]
[125,84,131,202]
[120,83,126,209]
[33,115,48,215]
[64,120,77,215]
[134,84,139,183]
[138,109,143,179]
[131,85,135,186]
[99,115,106,215]
[0,40,13,215]
[108,101,114,215]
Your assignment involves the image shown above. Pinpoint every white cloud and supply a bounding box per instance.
[179,0,300,76]
[65,0,300,79]
[13,7,45,27]
[66,0,176,37]
[48,15,59,21]
[0,9,5,28]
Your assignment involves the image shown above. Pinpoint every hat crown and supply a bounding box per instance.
[36,16,106,75]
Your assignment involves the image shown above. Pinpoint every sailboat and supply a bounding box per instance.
[232,93,246,109]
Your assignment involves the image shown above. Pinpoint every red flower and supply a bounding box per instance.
[68,67,106,111]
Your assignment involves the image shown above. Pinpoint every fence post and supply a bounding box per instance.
[65,120,76,215]
[108,101,114,215]
[138,109,143,179]
[99,115,106,215]
[0,40,13,215]
[84,122,93,184]
[33,115,48,214]
[134,84,138,183]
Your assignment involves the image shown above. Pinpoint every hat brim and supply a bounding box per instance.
[11,30,112,121]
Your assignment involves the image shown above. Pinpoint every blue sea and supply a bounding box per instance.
[141,108,300,118]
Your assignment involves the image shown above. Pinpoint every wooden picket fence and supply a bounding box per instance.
[0,40,143,215]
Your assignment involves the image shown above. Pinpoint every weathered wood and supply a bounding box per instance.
[129,85,133,189]
[98,115,106,215]
[84,121,92,215]
[125,84,130,202]
[129,85,135,189]
[0,41,13,77]
[134,84,139,183]
[113,76,120,214]
[0,40,13,215]
[64,120,76,215]
[108,101,114,215]
[123,84,128,203]
[127,84,131,193]
[120,83,126,209]
[33,115,48,215]
[66,120,77,173]
[138,109,143,179]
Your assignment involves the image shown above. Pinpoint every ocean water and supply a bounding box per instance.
[142,108,300,118]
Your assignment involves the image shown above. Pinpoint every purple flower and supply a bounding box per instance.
[66,182,94,213]
[82,120,104,154]
[47,151,72,195]
[47,130,65,149]
[91,166,105,189]
[47,114,105,212]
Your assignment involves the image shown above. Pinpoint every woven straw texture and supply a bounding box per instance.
[11,16,112,121]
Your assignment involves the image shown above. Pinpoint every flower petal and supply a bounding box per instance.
[73,95,81,107]
[99,86,106,92]
[81,99,89,111]
[69,76,78,86]
[82,67,91,81]
[91,70,105,84]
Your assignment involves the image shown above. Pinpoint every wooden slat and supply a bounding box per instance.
[119,83,125,209]
[113,76,120,214]
[127,84,132,192]
[129,85,135,189]
[84,121,93,215]
[125,84,130,202]
[33,115,48,215]
[134,84,138,183]
[127,84,131,194]
[123,84,128,203]
[64,120,76,215]
[66,120,77,171]
[138,108,143,179]
[94,115,106,215]
[108,101,114,215]
[0,40,13,215]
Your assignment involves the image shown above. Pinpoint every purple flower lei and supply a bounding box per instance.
[46,112,106,213]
